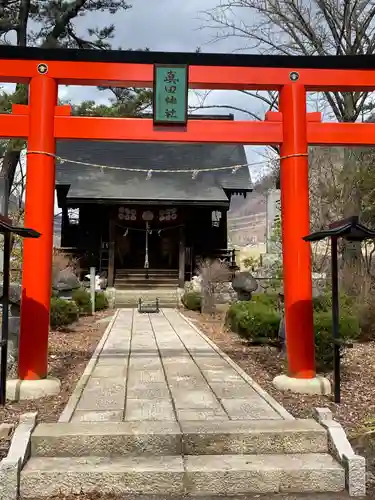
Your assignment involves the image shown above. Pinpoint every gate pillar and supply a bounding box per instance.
[18,75,57,381]
[273,83,330,394]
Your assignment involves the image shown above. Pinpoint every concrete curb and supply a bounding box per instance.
[58,309,120,423]
[179,311,294,421]
[0,412,38,500]
[313,407,366,497]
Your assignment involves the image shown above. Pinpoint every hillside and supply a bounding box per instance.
[228,178,272,247]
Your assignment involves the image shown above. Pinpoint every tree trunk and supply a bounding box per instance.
[339,147,363,293]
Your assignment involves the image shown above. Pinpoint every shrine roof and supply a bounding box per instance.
[55,136,251,205]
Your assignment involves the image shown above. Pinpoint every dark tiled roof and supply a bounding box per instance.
[55,140,252,205]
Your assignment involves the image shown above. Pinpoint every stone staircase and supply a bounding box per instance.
[115,269,179,290]
[20,419,346,497]
[114,287,180,308]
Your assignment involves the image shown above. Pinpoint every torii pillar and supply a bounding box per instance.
[272,82,331,395]
[8,74,62,400]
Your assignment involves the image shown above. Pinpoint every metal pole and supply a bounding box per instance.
[90,266,96,315]
[0,231,11,405]
[0,172,9,406]
[331,236,341,404]
[144,222,149,279]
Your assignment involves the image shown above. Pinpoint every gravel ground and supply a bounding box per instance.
[0,311,113,460]
[184,310,375,497]
[21,495,354,500]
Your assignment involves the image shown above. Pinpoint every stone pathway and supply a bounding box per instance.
[67,309,290,423]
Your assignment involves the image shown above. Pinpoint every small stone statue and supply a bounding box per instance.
[52,268,81,299]
[232,271,258,301]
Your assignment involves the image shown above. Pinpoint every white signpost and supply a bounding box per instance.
[266,188,281,255]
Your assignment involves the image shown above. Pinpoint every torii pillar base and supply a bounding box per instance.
[273,374,331,396]
[6,378,61,402]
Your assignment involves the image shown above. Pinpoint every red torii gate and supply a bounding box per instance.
[1,47,375,391]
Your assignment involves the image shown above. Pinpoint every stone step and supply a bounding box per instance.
[115,290,178,297]
[20,453,345,497]
[115,283,179,289]
[115,275,179,281]
[31,419,327,457]
[115,302,177,309]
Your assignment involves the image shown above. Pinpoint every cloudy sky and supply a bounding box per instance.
[1,0,277,182]
[61,0,274,180]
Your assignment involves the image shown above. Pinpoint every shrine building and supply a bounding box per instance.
[55,114,252,289]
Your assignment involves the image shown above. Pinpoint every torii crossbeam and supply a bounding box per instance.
[1,46,375,393]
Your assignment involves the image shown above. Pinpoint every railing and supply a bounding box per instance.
[213,248,238,268]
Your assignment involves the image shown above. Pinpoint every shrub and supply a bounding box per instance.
[314,311,360,372]
[182,291,202,311]
[72,288,92,314]
[197,258,231,314]
[226,301,280,340]
[95,291,109,311]
[251,293,279,308]
[50,297,79,328]
[226,300,360,373]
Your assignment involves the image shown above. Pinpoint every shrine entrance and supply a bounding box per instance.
[1,46,375,389]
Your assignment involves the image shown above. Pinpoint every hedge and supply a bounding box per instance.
[226,300,360,371]
[72,288,92,314]
[252,291,356,314]
[182,291,202,311]
[95,291,109,311]
[226,301,281,340]
[50,297,79,328]
[314,311,360,372]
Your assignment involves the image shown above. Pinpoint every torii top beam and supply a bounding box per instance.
[1,46,375,91]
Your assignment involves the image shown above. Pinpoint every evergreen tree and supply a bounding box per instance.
[0,1,151,203]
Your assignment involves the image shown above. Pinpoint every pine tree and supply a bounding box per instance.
[0,0,150,203]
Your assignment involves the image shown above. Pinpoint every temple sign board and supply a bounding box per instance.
[153,65,188,125]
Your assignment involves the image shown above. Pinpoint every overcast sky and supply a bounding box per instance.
[58,0,271,179]
[1,0,277,183]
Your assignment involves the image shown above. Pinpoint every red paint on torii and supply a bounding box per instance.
[1,52,375,382]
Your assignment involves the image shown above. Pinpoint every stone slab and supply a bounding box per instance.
[184,453,345,495]
[91,364,128,378]
[201,369,244,383]
[95,355,128,366]
[31,422,182,457]
[181,419,327,455]
[177,409,229,421]
[70,410,124,423]
[209,381,259,399]
[172,390,220,410]
[20,455,185,497]
[127,383,170,399]
[0,458,20,500]
[220,398,282,420]
[127,370,166,384]
[76,378,126,411]
[125,399,176,421]
[65,309,293,426]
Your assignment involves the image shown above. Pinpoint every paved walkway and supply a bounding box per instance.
[65,309,290,423]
